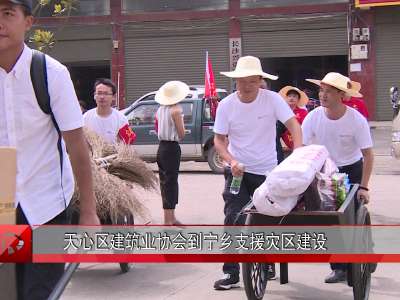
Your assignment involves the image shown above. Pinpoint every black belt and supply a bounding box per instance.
[160,140,178,143]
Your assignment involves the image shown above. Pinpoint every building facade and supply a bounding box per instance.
[33,0,400,120]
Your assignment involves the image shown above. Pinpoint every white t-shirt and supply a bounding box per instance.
[83,108,129,144]
[0,45,83,225]
[214,88,294,175]
[302,106,373,167]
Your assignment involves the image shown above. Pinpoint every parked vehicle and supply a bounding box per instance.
[390,86,399,120]
[124,98,224,173]
[121,85,228,114]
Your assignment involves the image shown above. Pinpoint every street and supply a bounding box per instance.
[61,122,400,300]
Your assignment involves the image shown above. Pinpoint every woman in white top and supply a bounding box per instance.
[155,81,188,225]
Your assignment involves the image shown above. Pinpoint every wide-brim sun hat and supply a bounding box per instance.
[279,86,309,107]
[220,56,278,80]
[155,81,190,106]
[306,72,362,97]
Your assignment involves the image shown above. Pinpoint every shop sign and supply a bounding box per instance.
[356,0,400,7]
[229,38,242,70]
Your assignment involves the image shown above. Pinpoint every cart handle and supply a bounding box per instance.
[47,263,80,300]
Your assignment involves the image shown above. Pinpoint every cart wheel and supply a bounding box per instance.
[116,213,135,274]
[352,205,372,300]
[119,262,131,273]
[242,262,268,300]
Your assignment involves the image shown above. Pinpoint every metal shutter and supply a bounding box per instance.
[124,19,229,104]
[375,7,400,120]
[241,13,348,57]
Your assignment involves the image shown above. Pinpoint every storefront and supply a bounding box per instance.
[38,25,113,109]
[240,13,348,94]
[39,0,399,117]
[123,19,230,105]
[374,6,400,120]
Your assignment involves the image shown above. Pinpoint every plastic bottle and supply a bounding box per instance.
[230,163,244,194]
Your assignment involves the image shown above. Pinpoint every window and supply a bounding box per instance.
[181,103,194,124]
[198,91,228,100]
[127,102,193,126]
[203,101,213,122]
[33,0,110,17]
[122,0,228,13]
[240,0,348,8]
[126,104,159,126]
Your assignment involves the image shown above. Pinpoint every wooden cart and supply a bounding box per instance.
[242,184,376,300]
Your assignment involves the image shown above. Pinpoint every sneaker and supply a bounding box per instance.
[324,270,347,283]
[265,263,276,280]
[213,273,240,290]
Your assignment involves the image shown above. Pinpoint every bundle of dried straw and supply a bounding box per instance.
[72,128,158,224]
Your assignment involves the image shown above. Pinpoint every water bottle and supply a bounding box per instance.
[230,163,244,195]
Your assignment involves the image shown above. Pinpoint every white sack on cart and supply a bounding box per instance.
[252,179,299,216]
[267,144,329,198]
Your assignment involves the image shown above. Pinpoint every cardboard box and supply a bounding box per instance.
[0,147,16,225]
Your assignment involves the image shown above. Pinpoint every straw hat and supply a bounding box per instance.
[155,81,190,106]
[279,86,309,107]
[220,56,278,80]
[306,72,362,97]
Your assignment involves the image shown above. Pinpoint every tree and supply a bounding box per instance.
[29,0,78,51]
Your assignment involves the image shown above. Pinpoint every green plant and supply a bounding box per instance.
[29,0,78,51]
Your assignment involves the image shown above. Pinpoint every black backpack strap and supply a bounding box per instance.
[30,50,66,209]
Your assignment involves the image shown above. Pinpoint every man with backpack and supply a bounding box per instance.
[0,1,99,299]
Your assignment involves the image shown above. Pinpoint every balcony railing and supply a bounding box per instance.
[122,0,229,14]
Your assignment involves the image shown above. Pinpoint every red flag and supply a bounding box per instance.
[204,51,218,119]
[118,124,136,144]
[204,51,217,98]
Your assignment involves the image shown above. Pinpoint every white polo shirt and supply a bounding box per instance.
[0,45,83,225]
[214,88,294,175]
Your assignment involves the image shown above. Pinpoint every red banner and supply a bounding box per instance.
[204,51,217,99]
[33,253,400,263]
[355,0,400,7]
[204,51,219,120]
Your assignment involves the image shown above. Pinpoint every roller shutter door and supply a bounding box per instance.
[241,13,348,58]
[375,7,400,120]
[124,19,229,104]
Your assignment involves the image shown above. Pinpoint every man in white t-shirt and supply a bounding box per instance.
[84,78,136,144]
[302,72,374,284]
[213,56,302,290]
[0,1,99,299]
